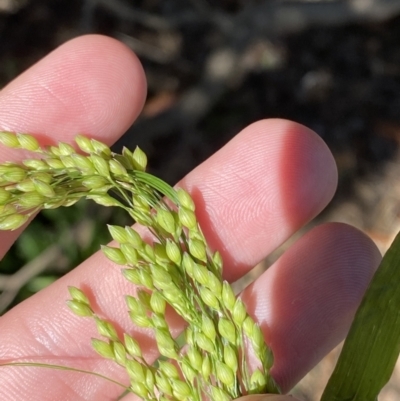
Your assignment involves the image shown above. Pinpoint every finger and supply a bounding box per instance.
[0,119,338,400]
[181,118,338,281]
[0,34,146,256]
[241,222,381,393]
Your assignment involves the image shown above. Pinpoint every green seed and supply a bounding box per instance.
[137,290,151,309]
[58,142,75,156]
[166,239,182,265]
[75,134,95,154]
[202,354,211,380]
[101,245,127,265]
[45,158,65,169]
[125,295,142,312]
[130,381,148,398]
[122,268,141,285]
[193,264,209,286]
[0,131,20,147]
[129,312,152,328]
[126,358,146,381]
[125,226,143,248]
[112,341,126,365]
[23,159,47,170]
[188,238,207,262]
[16,179,36,192]
[152,314,168,330]
[232,298,247,326]
[176,188,195,211]
[222,281,236,311]
[182,252,196,277]
[181,359,197,383]
[150,291,166,315]
[156,208,176,234]
[17,133,40,151]
[139,268,154,289]
[187,346,202,371]
[123,334,142,358]
[201,315,216,341]
[206,272,222,296]
[159,361,180,379]
[0,188,10,204]
[145,369,155,390]
[91,338,115,359]
[88,194,122,208]
[109,158,127,176]
[132,146,147,171]
[171,379,191,400]
[0,214,28,230]
[107,224,128,243]
[153,243,170,264]
[71,153,94,171]
[155,372,173,396]
[155,329,177,358]
[60,155,76,169]
[210,386,231,401]
[151,264,173,289]
[218,318,236,345]
[199,286,220,310]
[120,243,138,265]
[213,251,223,272]
[95,317,118,340]
[243,315,255,337]
[32,178,55,197]
[178,206,197,229]
[19,192,46,208]
[223,344,238,373]
[91,154,110,177]
[3,167,26,182]
[250,368,267,392]
[66,300,93,317]
[91,138,111,157]
[216,361,235,386]
[68,286,90,305]
[196,332,214,353]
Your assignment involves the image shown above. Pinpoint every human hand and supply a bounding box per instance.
[0,35,381,401]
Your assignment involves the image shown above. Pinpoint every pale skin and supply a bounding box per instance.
[0,35,381,401]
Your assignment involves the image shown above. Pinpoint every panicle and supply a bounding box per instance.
[0,132,280,400]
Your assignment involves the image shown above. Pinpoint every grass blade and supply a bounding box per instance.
[321,231,400,401]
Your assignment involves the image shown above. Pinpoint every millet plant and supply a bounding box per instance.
[0,132,279,401]
[1,131,400,401]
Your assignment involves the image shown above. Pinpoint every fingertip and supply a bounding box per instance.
[247,222,381,391]
[182,118,338,281]
[0,34,147,145]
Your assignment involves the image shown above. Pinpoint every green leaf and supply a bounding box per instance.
[321,231,400,401]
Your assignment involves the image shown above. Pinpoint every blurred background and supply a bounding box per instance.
[1,0,400,399]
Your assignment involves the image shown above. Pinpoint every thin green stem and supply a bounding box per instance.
[0,362,131,391]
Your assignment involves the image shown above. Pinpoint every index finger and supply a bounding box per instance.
[0,34,146,256]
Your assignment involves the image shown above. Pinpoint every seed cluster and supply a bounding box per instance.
[0,132,280,400]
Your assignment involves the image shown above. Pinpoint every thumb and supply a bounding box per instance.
[236,395,300,401]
